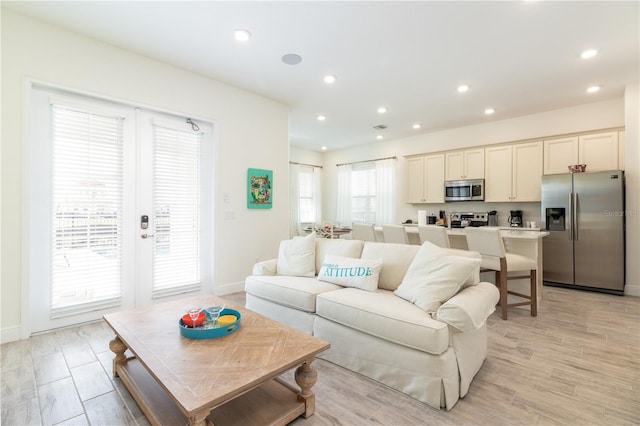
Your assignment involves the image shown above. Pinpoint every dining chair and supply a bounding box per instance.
[351,223,377,242]
[382,224,409,244]
[417,226,450,248]
[464,227,537,320]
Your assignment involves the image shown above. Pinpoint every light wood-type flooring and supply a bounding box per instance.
[2,286,639,425]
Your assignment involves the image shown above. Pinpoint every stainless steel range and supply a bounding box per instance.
[450,212,488,228]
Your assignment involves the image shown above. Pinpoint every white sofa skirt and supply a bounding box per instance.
[314,316,461,410]
[246,293,316,335]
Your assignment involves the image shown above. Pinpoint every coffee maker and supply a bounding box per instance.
[508,210,523,227]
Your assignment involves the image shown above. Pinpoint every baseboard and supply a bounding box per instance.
[1,326,22,344]
[624,284,640,297]
[215,281,245,296]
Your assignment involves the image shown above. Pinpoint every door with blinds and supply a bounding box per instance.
[28,88,212,333]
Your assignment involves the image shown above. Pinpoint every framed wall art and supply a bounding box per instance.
[247,168,273,209]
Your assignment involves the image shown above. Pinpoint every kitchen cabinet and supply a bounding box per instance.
[445,148,484,180]
[406,154,445,203]
[543,131,621,174]
[485,142,543,202]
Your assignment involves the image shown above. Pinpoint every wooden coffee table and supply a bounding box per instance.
[103,296,329,426]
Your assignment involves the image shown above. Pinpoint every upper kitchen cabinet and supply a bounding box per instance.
[485,142,543,202]
[445,148,484,180]
[406,154,445,203]
[543,131,622,174]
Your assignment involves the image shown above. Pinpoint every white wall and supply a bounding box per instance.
[1,10,290,342]
[320,98,640,295]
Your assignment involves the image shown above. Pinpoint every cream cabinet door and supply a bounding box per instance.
[445,151,464,180]
[512,142,543,201]
[619,131,625,170]
[544,137,578,175]
[579,132,619,172]
[424,154,445,203]
[445,149,484,180]
[484,145,513,202]
[464,148,485,179]
[406,156,426,203]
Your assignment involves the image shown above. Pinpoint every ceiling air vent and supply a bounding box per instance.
[373,125,387,130]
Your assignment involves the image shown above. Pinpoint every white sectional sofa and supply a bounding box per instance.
[245,234,499,410]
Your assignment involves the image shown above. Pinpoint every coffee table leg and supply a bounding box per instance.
[108,336,128,377]
[188,409,214,426]
[295,359,318,418]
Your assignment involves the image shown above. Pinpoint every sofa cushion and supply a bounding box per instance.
[316,288,450,355]
[317,254,382,291]
[360,242,420,291]
[277,232,316,277]
[436,282,500,332]
[245,275,342,312]
[315,238,364,274]
[394,242,481,314]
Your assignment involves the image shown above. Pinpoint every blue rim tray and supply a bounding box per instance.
[178,308,241,339]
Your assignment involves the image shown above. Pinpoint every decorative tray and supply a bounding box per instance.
[178,308,241,340]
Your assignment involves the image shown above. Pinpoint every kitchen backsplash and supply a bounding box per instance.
[399,201,542,228]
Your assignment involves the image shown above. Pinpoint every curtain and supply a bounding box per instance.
[313,167,322,225]
[375,158,396,225]
[336,164,352,225]
[289,163,301,237]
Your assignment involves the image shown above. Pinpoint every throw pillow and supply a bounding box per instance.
[276,232,316,277]
[394,242,481,314]
[317,254,382,292]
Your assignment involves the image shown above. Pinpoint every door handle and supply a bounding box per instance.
[141,233,155,239]
[568,193,573,241]
[574,193,578,241]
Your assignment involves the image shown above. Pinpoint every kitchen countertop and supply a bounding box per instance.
[403,225,549,239]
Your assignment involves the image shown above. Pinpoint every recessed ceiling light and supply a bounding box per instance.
[587,85,600,93]
[412,124,421,129]
[317,115,326,121]
[324,75,336,84]
[377,107,387,114]
[321,146,327,151]
[233,29,251,42]
[457,85,470,93]
[484,108,495,115]
[581,49,598,59]
[376,135,383,140]
[281,53,302,65]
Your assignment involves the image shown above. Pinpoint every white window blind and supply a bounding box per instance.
[51,105,124,316]
[351,163,377,223]
[298,166,316,223]
[152,124,201,297]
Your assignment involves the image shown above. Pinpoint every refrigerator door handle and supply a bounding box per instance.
[568,192,574,241]
[574,192,579,241]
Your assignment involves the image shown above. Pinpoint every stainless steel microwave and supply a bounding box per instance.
[444,179,485,202]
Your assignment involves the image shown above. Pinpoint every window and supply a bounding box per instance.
[337,158,395,226]
[298,166,317,223]
[351,163,377,223]
[50,103,125,315]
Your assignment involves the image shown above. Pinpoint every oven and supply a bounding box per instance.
[444,179,485,202]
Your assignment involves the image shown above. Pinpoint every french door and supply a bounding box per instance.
[28,87,212,333]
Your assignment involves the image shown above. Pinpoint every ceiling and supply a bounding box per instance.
[6,1,639,152]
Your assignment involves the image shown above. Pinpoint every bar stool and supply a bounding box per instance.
[464,227,537,320]
[351,223,377,242]
[382,224,409,244]
[417,226,450,248]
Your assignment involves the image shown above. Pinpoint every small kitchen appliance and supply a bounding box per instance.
[449,212,488,228]
[488,210,498,226]
[508,210,523,227]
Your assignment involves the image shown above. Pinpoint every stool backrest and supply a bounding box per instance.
[417,226,450,248]
[351,223,377,242]
[382,224,409,244]
[464,227,506,258]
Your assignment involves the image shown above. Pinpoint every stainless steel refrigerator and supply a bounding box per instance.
[541,170,625,294]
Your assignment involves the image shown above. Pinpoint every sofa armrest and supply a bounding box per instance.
[435,282,499,332]
[252,259,278,276]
